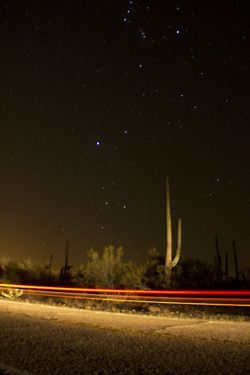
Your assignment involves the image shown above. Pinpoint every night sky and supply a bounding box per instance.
[0,0,249,270]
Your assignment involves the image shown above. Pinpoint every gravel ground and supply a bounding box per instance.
[0,300,249,374]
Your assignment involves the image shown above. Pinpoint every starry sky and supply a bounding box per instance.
[0,0,249,270]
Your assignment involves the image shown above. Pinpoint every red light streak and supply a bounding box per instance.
[10,290,250,307]
[1,283,250,307]
[0,283,250,297]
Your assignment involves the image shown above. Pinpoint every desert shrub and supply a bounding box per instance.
[174,257,214,288]
[142,248,168,289]
[76,245,143,289]
[0,258,58,285]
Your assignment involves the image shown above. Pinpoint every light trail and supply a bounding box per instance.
[18,289,250,302]
[14,290,250,307]
[0,283,250,297]
[1,283,250,307]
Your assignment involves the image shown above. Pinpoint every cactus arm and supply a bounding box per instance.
[164,178,182,286]
[172,218,182,267]
[165,177,172,269]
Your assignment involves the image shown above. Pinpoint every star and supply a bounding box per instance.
[139,28,146,39]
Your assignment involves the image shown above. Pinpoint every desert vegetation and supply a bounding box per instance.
[0,244,249,290]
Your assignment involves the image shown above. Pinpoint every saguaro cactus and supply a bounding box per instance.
[232,240,240,282]
[225,252,229,283]
[60,240,72,283]
[48,254,53,270]
[165,177,182,286]
[215,235,222,271]
[46,254,53,272]
[215,234,223,284]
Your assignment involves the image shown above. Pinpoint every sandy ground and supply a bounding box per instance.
[0,299,249,374]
